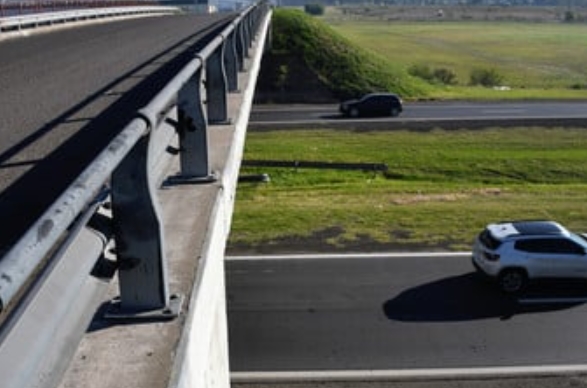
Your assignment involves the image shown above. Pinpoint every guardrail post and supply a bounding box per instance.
[225,33,239,92]
[167,66,216,184]
[108,130,182,319]
[235,23,246,71]
[246,11,254,47]
[206,46,229,123]
[245,13,254,48]
[242,20,251,57]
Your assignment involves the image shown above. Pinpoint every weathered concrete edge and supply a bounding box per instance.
[231,365,587,384]
[166,10,272,388]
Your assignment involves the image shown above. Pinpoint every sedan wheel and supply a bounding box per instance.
[498,269,527,294]
[350,107,360,118]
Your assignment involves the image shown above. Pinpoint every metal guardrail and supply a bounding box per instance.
[0,1,267,319]
[0,1,158,17]
[0,5,180,32]
[0,4,270,387]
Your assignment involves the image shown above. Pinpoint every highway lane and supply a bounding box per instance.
[249,101,587,128]
[0,13,233,251]
[227,253,587,373]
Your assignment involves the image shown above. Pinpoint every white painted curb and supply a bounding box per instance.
[226,252,472,261]
[231,364,587,383]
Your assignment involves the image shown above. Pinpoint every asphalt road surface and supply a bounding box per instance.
[0,14,233,251]
[249,101,587,129]
[227,253,587,381]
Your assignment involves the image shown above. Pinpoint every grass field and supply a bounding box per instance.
[323,11,587,99]
[227,128,587,253]
[228,10,587,254]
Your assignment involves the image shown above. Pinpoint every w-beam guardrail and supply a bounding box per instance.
[0,0,158,17]
[0,2,270,387]
[0,5,180,32]
[0,0,264,318]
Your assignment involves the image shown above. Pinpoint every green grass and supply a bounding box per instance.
[269,8,432,99]
[327,21,587,93]
[228,128,587,252]
[267,8,587,100]
[232,10,587,253]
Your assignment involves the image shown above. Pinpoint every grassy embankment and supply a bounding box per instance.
[326,15,587,100]
[257,8,432,101]
[261,8,587,101]
[227,9,587,253]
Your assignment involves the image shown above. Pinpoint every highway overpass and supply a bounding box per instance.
[0,4,272,388]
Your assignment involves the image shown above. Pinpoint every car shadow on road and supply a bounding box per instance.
[383,272,586,322]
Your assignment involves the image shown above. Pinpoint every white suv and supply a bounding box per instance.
[472,220,587,294]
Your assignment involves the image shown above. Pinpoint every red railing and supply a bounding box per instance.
[0,0,159,17]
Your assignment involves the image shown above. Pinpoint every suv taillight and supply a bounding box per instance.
[484,252,500,261]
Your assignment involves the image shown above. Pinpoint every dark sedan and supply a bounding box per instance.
[339,93,403,118]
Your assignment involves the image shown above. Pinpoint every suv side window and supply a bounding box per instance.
[514,239,543,253]
[515,238,584,254]
[551,238,585,254]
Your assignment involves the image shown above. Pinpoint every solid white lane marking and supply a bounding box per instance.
[226,252,471,261]
[481,109,525,114]
[231,364,587,383]
[518,297,587,305]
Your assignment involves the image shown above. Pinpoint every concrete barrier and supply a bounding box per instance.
[0,6,180,38]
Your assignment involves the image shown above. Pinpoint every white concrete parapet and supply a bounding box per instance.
[0,6,180,33]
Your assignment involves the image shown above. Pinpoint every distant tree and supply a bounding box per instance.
[409,64,458,85]
[408,64,434,82]
[433,68,458,85]
[304,3,325,15]
[469,68,504,87]
[564,10,575,22]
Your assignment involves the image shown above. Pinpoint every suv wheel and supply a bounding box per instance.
[498,269,527,294]
[390,107,400,117]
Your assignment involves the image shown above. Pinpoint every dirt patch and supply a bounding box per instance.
[254,53,338,104]
[391,188,502,205]
[226,226,455,255]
